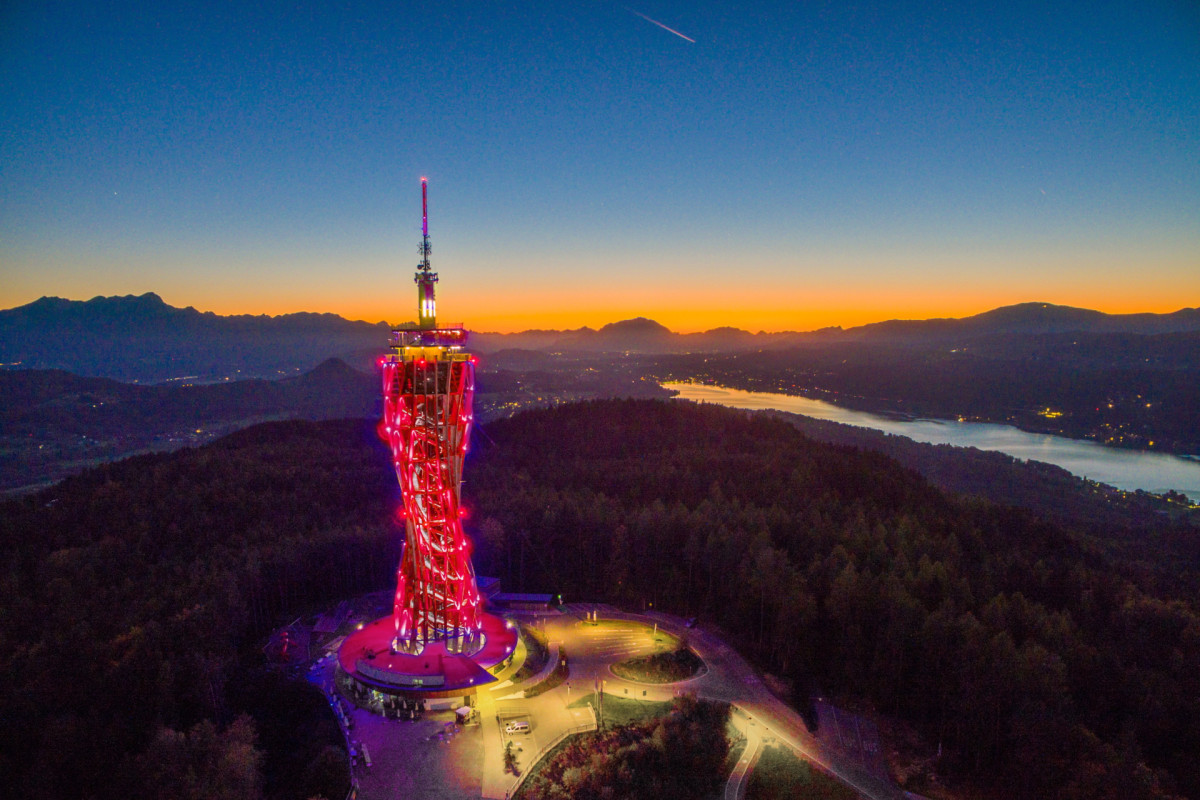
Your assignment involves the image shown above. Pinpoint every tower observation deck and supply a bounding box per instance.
[337,179,517,701]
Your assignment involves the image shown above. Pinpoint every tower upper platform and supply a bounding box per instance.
[388,323,469,354]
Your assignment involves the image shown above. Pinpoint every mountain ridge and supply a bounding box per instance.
[4,294,1198,379]
[0,293,391,382]
[472,301,1200,352]
[848,301,1200,340]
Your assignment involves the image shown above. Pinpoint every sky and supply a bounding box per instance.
[1,0,1198,332]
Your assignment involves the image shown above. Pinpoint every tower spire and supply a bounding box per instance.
[416,177,437,328]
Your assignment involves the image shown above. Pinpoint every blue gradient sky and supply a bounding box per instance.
[2,0,1198,331]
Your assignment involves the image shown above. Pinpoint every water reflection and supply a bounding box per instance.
[664,382,1200,499]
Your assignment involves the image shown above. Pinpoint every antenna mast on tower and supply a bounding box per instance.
[416,177,438,328]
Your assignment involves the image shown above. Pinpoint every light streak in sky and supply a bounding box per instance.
[626,7,695,43]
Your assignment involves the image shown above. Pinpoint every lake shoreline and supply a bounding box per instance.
[663,382,1200,501]
[661,382,1191,459]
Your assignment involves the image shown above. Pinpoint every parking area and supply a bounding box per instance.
[496,707,534,737]
[307,649,484,800]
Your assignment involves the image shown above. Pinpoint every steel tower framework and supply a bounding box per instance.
[381,178,483,655]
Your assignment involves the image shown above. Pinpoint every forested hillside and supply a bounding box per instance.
[467,400,1200,799]
[0,360,378,493]
[0,420,394,799]
[1,402,1197,798]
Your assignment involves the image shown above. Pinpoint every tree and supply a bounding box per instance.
[504,740,518,774]
[135,715,263,800]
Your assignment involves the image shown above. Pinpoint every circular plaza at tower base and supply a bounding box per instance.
[336,611,518,700]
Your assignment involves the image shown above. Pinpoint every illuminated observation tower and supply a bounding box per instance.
[338,179,517,702]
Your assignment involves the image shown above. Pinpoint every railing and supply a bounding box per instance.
[507,707,598,798]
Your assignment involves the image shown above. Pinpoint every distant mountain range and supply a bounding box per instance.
[477,303,1200,352]
[0,293,388,382]
[3,293,1198,381]
[472,317,771,353]
[847,302,1200,340]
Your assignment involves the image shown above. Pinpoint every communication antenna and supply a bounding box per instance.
[419,177,432,272]
[415,178,438,327]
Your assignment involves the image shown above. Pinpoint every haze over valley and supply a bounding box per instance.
[5,294,1198,499]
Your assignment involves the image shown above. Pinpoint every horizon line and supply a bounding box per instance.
[3,293,1198,336]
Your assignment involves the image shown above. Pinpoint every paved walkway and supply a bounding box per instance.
[726,712,763,800]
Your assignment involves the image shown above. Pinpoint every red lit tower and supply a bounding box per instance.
[383,177,481,654]
[338,179,516,701]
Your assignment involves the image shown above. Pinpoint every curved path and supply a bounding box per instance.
[478,605,905,800]
[725,718,762,800]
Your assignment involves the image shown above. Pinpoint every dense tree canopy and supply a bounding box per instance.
[0,420,390,799]
[1,401,1197,798]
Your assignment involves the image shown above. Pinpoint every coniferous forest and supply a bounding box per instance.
[0,400,1198,799]
[0,421,396,800]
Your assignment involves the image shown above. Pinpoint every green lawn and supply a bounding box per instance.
[746,745,862,800]
[568,691,673,727]
[611,646,704,683]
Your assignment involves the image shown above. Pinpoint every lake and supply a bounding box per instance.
[663,382,1200,500]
